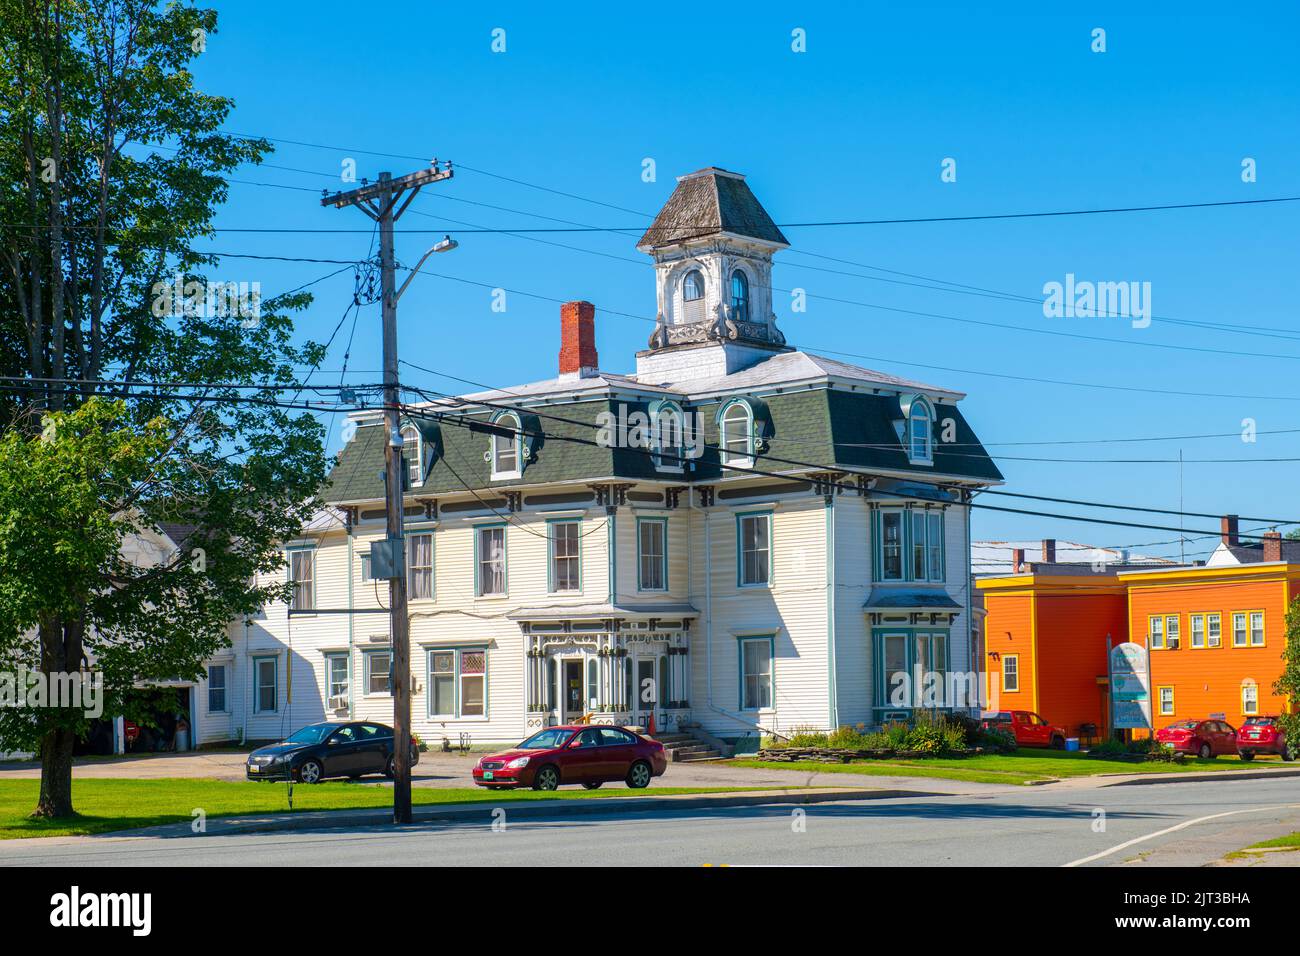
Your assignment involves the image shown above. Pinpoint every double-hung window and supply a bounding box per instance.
[738,512,771,587]
[207,664,227,713]
[720,402,753,467]
[476,525,506,596]
[739,637,773,710]
[326,654,349,707]
[366,650,392,696]
[1190,614,1206,649]
[429,648,487,717]
[1159,686,1175,716]
[877,510,904,581]
[429,651,455,715]
[1232,612,1248,647]
[288,548,314,611]
[637,518,667,591]
[1149,615,1165,649]
[1002,654,1019,693]
[459,650,486,716]
[490,412,521,479]
[1166,614,1181,648]
[1250,611,1265,646]
[911,512,928,580]
[927,512,944,582]
[1207,613,1222,648]
[254,657,278,713]
[1242,683,1259,715]
[408,533,434,600]
[550,520,581,593]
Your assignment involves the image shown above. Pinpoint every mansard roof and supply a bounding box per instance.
[637,168,789,250]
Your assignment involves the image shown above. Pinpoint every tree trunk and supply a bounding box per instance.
[33,726,75,818]
[31,615,82,819]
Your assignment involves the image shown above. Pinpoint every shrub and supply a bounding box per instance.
[785,726,830,748]
[1089,739,1127,756]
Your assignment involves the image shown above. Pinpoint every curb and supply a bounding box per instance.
[96,787,924,840]
[1102,767,1300,787]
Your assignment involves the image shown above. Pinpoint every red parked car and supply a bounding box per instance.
[473,725,668,791]
[980,710,1068,749]
[1236,716,1292,761]
[1156,719,1238,758]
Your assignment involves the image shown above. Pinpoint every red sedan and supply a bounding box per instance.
[473,725,668,791]
[1236,716,1292,761]
[1156,719,1238,758]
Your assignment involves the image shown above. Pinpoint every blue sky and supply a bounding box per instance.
[187,2,1300,561]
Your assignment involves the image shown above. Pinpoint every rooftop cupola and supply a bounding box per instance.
[635,168,792,382]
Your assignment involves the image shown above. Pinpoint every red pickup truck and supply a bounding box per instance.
[980,710,1068,749]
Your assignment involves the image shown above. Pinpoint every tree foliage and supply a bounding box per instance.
[0,1,328,815]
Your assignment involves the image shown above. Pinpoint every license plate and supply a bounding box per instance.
[483,771,494,780]
[249,765,259,773]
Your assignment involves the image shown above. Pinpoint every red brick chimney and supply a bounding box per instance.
[1012,548,1025,573]
[1041,538,1056,563]
[1221,514,1240,547]
[559,301,598,377]
[1263,530,1282,562]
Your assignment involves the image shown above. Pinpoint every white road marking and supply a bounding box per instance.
[1063,803,1300,867]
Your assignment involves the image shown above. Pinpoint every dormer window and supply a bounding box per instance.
[652,403,684,471]
[490,411,522,479]
[400,423,422,486]
[908,398,933,464]
[730,269,749,322]
[719,399,754,467]
[682,269,705,324]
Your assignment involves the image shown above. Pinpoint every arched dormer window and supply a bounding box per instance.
[682,268,705,324]
[718,399,755,467]
[399,422,422,486]
[730,269,750,322]
[651,401,685,471]
[490,410,522,479]
[906,396,934,464]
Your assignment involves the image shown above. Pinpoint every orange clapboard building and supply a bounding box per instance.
[976,549,1128,738]
[976,519,1298,738]
[1119,520,1297,727]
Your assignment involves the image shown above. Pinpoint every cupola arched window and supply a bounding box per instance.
[490,411,522,479]
[719,399,754,467]
[682,269,705,324]
[730,269,750,322]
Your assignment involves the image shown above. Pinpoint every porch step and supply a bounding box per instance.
[674,749,723,762]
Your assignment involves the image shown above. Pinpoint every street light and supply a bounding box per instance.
[397,235,458,301]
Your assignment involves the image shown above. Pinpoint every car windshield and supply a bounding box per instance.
[1243,717,1276,726]
[1166,720,1198,730]
[284,724,340,745]
[517,728,576,750]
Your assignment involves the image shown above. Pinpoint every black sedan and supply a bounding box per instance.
[246,721,419,783]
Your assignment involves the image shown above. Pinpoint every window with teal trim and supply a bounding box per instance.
[637,519,667,591]
[550,520,581,593]
[739,638,773,710]
[738,513,771,586]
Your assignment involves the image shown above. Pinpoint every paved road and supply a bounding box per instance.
[3,776,1298,867]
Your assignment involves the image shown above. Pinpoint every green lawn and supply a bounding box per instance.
[1244,832,1300,851]
[0,779,766,840]
[732,749,1280,786]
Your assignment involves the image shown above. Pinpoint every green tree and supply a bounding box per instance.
[1273,596,1300,756]
[0,2,328,816]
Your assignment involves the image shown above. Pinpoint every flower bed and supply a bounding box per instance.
[755,745,998,763]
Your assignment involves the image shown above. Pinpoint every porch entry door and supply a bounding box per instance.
[634,658,658,728]
[562,660,585,722]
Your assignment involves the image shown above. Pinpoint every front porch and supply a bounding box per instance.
[510,602,698,735]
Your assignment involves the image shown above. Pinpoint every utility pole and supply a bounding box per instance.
[322,162,453,823]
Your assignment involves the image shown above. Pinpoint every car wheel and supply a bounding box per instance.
[1282,747,1294,762]
[298,759,324,784]
[581,781,602,790]
[532,765,560,791]
[1050,736,1065,750]
[1198,743,1212,759]
[1239,751,1255,762]
[626,760,652,789]
[384,755,396,779]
